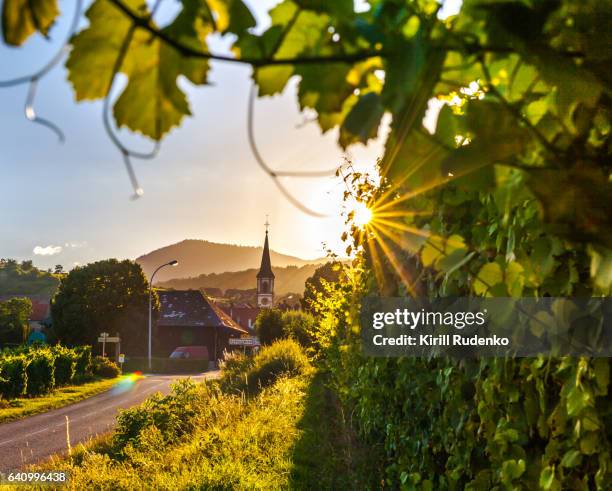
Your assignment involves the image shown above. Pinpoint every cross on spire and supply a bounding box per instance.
[264,215,270,234]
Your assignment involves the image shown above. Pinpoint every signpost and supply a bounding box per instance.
[118,353,125,371]
[98,332,121,361]
[98,332,109,357]
[229,336,260,347]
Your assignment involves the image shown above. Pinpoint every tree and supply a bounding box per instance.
[281,310,316,349]
[0,259,59,296]
[255,309,284,346]
[51,259,155,355]
[0,297,32,346]
[54,264,64,274]
[301,262,344,313]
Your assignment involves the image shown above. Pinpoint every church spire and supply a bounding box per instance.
[257,222,274,279]
[257,217,274,308]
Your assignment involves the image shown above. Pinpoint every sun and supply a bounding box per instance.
[353,201,373,228]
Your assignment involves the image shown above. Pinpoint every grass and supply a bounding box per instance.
[22,341,377,489]
[289,372,382,489]
[0,377,120,424]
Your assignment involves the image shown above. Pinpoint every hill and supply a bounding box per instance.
[0,259,60,297]
[136,240,325,283]
[157,263,321,295]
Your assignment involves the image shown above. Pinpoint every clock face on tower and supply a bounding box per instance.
[261,297,268,305]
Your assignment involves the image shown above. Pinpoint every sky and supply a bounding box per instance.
[0,0,461,271]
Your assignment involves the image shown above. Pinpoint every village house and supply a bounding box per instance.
[155,290,247,363]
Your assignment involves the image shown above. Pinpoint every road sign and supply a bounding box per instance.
[229,336,260,346]
[97,336,120,343]
[118,354,125,364]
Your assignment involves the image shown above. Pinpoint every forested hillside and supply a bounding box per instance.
[136,240,325,282]
[0,259,59,297]
[157,263,320,295]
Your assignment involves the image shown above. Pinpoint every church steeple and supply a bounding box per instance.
[257,217,274,308]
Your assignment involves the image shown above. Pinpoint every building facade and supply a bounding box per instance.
[155,290,247,362]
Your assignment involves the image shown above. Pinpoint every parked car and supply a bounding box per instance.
[169,346,209,359]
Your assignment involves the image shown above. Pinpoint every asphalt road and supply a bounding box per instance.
[0,372,219,472]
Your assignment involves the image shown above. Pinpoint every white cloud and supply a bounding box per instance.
[33,245,63,256]
[64,241,87,248]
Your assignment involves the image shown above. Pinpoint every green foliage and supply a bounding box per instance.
[51,259,152,352]
[25,348,55,395]
[73,345,93,380]
[254,308,284,345]
[281,310,316,349]
[0,345,102,399]
[92,356,121,379]
[248,338,310,390]
[0,354,28,398]
[0,297,32,345]
[221,338,310,394]
[301,261,344,312]
[34,375,310,489]
[52,345,77,386]
[113,379,202,454]
[0,258,60,297]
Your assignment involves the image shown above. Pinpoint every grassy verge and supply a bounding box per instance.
[24,340,376,489]
[289,372,382,489]
[0,377,120,424]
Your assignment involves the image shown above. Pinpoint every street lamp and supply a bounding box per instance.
[148,259,178,371]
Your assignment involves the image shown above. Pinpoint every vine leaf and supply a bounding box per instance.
[113,3,210,140]
[474,262,503,296]
[68,0,210,140]
[66,0,144,101]
[340,92,384,148]
[2,0,59,46]
[207,0,256,34]
[253,5,329,96]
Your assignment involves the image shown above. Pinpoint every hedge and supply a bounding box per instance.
[122,357,208,374]
[53,346,77,386]
[0,354,28,398]
[25,349,55,395]
[74,345,93,379]
[0,345,99,400]
[92,356,121,378]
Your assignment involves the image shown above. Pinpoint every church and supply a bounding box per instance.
[256,225,275,308]
[223,223,276,332]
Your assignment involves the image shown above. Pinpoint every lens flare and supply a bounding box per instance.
[110,372,145,395]
[353,201,373,228]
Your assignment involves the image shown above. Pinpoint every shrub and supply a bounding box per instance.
[92,356,121,378]
[222,339,310,394]
[74,346,93,380]
[0,354,28,398]
[53,346,77,386]
[249,339,310,390]
[219,351,254,392]
[281,310,316,349]
[26,349,55,396]
[255,308,284,345]
[113,379,205,454]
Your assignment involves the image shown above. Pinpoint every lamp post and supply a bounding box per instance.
[148,260,178,371]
